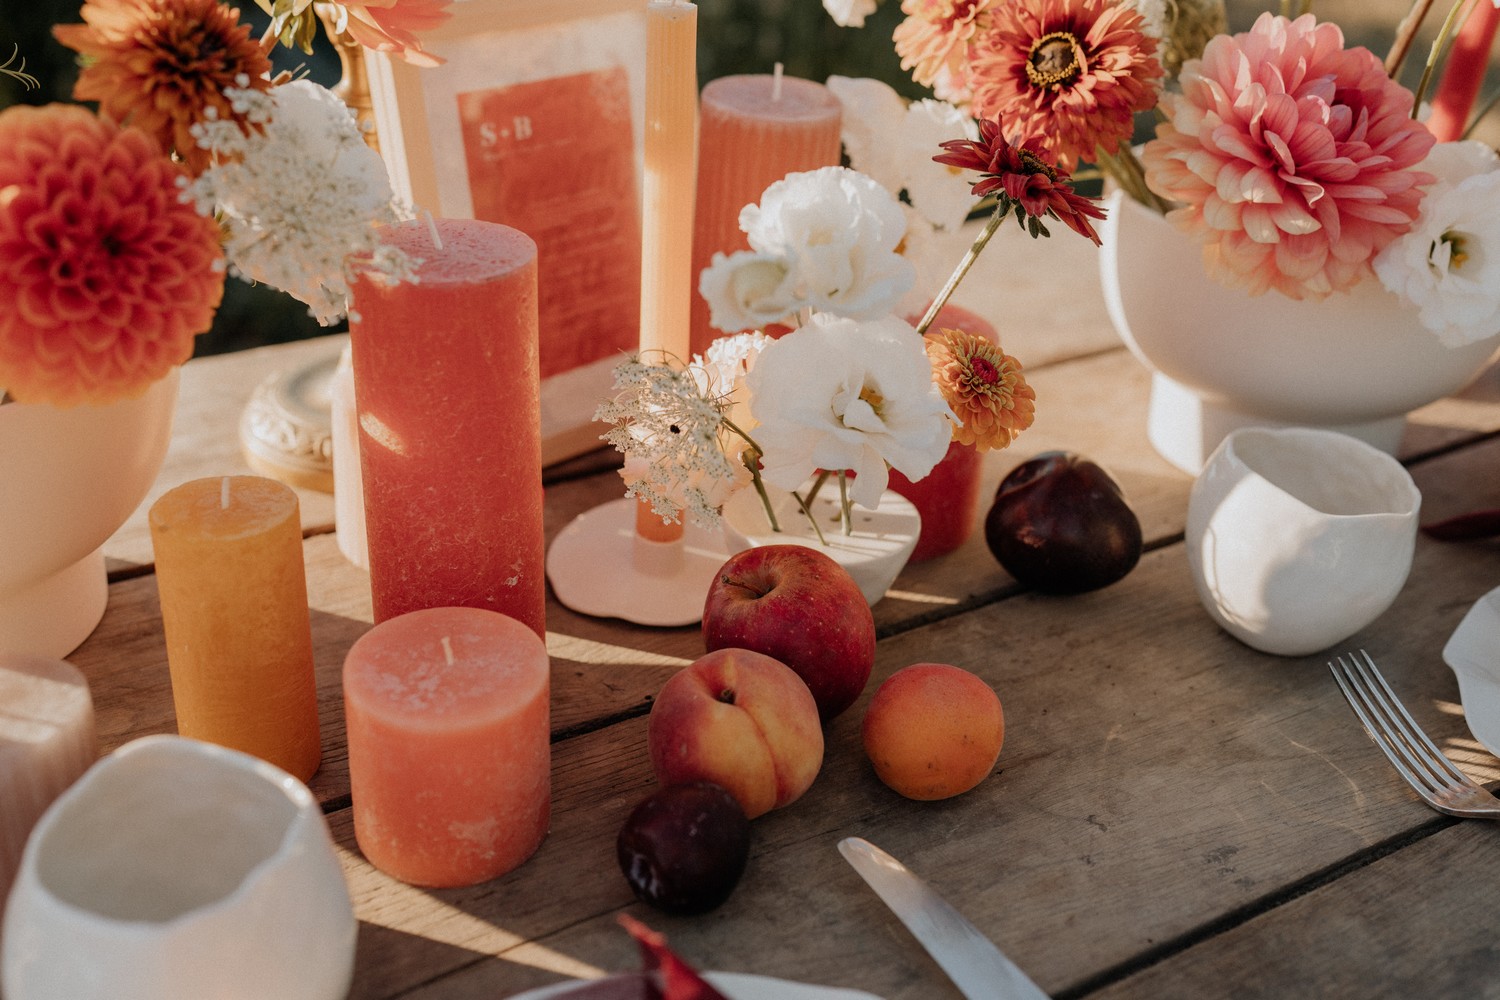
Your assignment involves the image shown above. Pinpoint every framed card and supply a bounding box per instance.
[364,0,647,465]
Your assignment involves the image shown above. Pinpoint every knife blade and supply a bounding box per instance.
[838,837,1050,1000]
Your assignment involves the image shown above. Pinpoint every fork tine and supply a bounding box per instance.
[1329,655,1443,801]
[1348,650,1478,790]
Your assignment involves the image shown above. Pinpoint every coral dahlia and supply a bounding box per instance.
[966,0,1163,170]
[894,0,998,95]
[1141,12,1437,300]
[0,105,224,407]
[927,327,1035,450]
[53,0,273,177]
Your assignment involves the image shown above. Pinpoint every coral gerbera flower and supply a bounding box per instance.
[53,0,273,176]
[927,327,1036,450]
[0,105,225,407]
[1141,13,1436,300]
[965,0,1163,171]
[894,0,998,94]
[935,119,1106,244]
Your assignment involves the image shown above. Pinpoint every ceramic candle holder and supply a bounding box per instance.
[1185,427,1421,657]
[1,735,355,1000]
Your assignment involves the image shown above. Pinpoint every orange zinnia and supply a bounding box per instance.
[54,0,272,176]
[926,327,1035,451]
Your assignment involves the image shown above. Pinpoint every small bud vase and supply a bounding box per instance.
[719,482,920,605]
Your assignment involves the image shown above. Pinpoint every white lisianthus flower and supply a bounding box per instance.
[185,79,414,325]
[741,166,915,319]
[746,313,954,509]
[825,75,909,195]
[698,250,801,333]
[1374,141,1500,348]
[899,99,979,232]
[822,0,878,27]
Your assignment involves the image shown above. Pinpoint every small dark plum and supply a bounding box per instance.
[984,452,1142,594]
[616,782,751,915]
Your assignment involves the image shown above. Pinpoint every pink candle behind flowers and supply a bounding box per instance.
[690,73,843,355]
[1427,0,1500,142]
[347,219,545,638]
[343,606,550,887]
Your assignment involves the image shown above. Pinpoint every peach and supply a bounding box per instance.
[647,648,824,819]
[861,663,1004,801]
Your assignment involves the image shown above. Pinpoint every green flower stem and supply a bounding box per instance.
[724,419,780,534]
[837,471,853,536]
[915,205,1007,336]
[790,488,829,546]
[1412,0,1475,116]
[1387,0,1440,75]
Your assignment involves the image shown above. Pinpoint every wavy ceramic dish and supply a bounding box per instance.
[1444,587,1500,755]
[506,972,882,1000]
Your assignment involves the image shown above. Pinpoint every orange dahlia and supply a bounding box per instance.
[53,0,272,176]
[927,327,1035,450]
[0,105,224,407]
[965,0,1162,171]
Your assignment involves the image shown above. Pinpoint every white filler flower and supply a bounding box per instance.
[822,0,879,28]
[746,312,953,509]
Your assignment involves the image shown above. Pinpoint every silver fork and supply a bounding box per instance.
[1328,649,1500,818]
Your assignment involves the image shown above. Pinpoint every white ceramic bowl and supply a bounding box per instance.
[2,735,355,1000]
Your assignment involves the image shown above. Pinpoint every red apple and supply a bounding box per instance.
[702,544,875,721]
[647,648,824,819]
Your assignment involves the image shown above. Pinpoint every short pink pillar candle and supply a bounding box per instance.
[348,219,545,639]
[343,606,550,887]
[0,654,95,918]
[690,73,842,354]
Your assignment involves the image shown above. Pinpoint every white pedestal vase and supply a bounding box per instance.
[1098,190,1500,475]
[720,483,920,605]
[0,370,179,657]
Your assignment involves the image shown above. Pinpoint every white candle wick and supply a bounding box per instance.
[421,208,444,251]
[220,476,230,510]
[440,635,454,667]
[773,62,784,102]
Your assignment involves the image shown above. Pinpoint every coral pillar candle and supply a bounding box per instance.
[149,476,321,782]
[640,0,698,363]
[1427,0,1500,142]
[343,607,550,887]
[689,72,842,355]
[347,219,545,638]
[0,654,95,918]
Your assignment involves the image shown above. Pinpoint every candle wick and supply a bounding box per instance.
[220,476,230,509]
[773,62,784,102]
[440,635,454,667]
[421,208,444,251]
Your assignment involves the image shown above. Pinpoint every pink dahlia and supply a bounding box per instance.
[0,105,224,407]
[1141,12,1436,300]
[965,0,1162,171]
[894,0,997,95]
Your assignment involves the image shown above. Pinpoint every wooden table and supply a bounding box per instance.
[76,232,1500,999]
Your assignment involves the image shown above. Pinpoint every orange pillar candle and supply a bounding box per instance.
[689,72,842,354]
[148,476,321,782]
[347,219,545,638]
[343,606,550,887]
[640,0,699,363]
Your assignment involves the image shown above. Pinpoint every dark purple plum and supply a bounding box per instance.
[616,782,751,915]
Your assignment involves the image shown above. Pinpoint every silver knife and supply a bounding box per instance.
[838,836,1050,1000]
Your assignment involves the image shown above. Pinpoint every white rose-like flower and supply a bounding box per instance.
[740,166,915,319]
[1374,141,1500,348]
[899,99,979,232]
[746,313,954,509]
[698,250,801,333]
[822,0,878,26]
[826,75,909,195]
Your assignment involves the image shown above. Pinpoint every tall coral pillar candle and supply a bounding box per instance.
[0,654,95,917]
[348,219,545,638]
[689,72,842,354]
[640,0,698,363]
[1427,0,1500,141]
[343,606,550,887]
[149,476,321,782]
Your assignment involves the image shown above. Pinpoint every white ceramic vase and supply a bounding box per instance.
[1,735,356,1000]
[0,371,179,657]
[1098,190,1500,474]
[1185,427,1421,657]
[720,483,920,605]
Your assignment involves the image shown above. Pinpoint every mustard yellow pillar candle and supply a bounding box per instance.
[148,476,321,782]
[343,606,550,887]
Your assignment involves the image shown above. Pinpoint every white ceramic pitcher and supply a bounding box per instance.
[2,735,356,1000]
[1186,427,1421,657]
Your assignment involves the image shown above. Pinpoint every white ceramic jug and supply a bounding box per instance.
[1186,427,1421,657]
[2,734,356,1000]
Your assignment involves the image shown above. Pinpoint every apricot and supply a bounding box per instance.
[861,663,1004,800]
